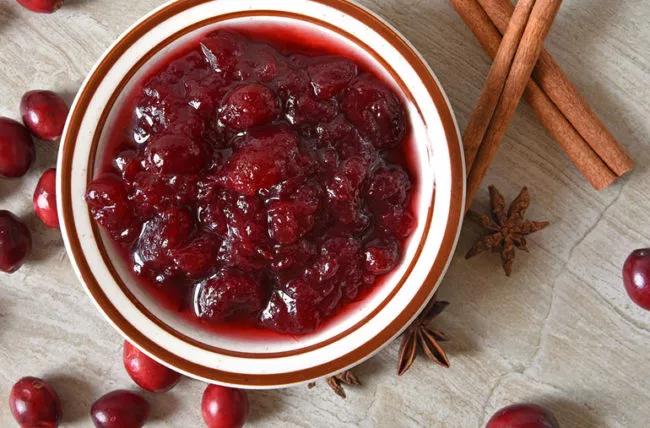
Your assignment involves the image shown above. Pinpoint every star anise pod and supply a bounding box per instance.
[397,299,450,375]
[466,186,549,276]
[308,370,361,399]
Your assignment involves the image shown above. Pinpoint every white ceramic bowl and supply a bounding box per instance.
[57,0,465,388]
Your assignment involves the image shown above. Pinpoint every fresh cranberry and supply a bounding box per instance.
[123,341,181,393]
[194,269,266,322]
[90,390,149,428]
[623,248,650,310]
[0,117,35,178]
[219,125,299,195]
[0,210,32,273]
[201,384,249,428]
[486,403,560,428]
[20,90,69,141]
[341,74,406,148]
[85,173,133,233]
[33,168,59,228]
[9,377,61,428]
[308,58,357,99]
[219,83,279,131]
[16,0,63,13]
[145,134,206,174]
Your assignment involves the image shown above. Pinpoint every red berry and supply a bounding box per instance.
[85,173,133,234]
[123,341,181,393]
[307,58,357,99]
[16,0,63,13]
[145,134,207,174]
[90,390,149,428]
[201,384,249,428]
[20,90,69,141]
[33,168,59,228]
[486,403,559,428]
[364,239,399,275]
[341,74,405,148]
[9,377,62,428]
[219,83,279,131]
[260,279,322,334]
[623,248,650,310]
[0,210,32,273]
[194,269,266,322]
[0,117,35,178]
[170,234,220,278]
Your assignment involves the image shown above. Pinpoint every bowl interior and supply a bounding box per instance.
[59,0,463,387]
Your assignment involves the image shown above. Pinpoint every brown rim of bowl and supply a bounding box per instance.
[59,0,464,387]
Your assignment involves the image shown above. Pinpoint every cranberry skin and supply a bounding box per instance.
[85,173,133,233]
[486,403,560,428]
[33,168,59,228]
[0,210,32,273]
[16,0,63,13]
[364,239,399,275]
[123,341,181,393]
[201,384,249,428]
[623,248,650,310]
[307,58,357,100]
[145,134,206,174]
[20,90,69,141]
[9,377,62,428]
[90,390,149,428]
[0,117,35,178]
[219,83,279,131]
[194,269,266,322]
[341,74,406,148]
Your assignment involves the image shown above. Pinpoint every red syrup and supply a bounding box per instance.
[87,21,421,339]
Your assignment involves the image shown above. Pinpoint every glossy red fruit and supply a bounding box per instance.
[123,341,181,392]
[33,168,59,228]
[201,384,249,428]
[219,83,279,131]
[145,134,207,174]
[91,390,149,428]
[623,248,650,311]
[9,377,62,428]
[0,210,32,273]
[20,90,69,141]
[16,0,63,13]
[486,403,560,428]
[194,269,266,322]
[0,117,35,178]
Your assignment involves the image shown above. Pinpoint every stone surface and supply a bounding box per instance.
[1,0,649,427]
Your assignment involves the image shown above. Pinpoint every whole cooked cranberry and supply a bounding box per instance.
[33,168,59,228]
[9,377,62,428]
[307,58,357,100]
[364,239,399,275]
[201,384,249,428]
[486,403,559,428]
[341,74,406,148]
[623,248,650,310]
[170,234,220,278]
[219,125,299,195]
[0,210,32,273]
[90,390,149,428]
[16,0,63,13]
[20,90,69,141]
[85,173,133,233]
[200,31,245,77]
[194,269,266,322]
[0,117,35,178]
[219,83,279,131]
[123,341,181,393]
[145,134,206,174]
[267,200,316,245]
[260,279,322,334]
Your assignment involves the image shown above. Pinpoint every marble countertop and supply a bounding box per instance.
[1,0,649,426]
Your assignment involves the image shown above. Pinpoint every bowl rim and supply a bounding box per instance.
[57,0,465,387]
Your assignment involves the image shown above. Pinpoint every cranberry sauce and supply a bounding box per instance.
[86,23,418,336]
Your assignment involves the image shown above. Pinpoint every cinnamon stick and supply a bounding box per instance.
[463,0,536,170]
[466,0,563,205]
[450,0,616,192]
[476,0,633,176]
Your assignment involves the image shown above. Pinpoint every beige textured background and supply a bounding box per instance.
[1,0,649,427]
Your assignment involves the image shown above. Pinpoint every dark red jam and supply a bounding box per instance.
[86,26,417,335]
